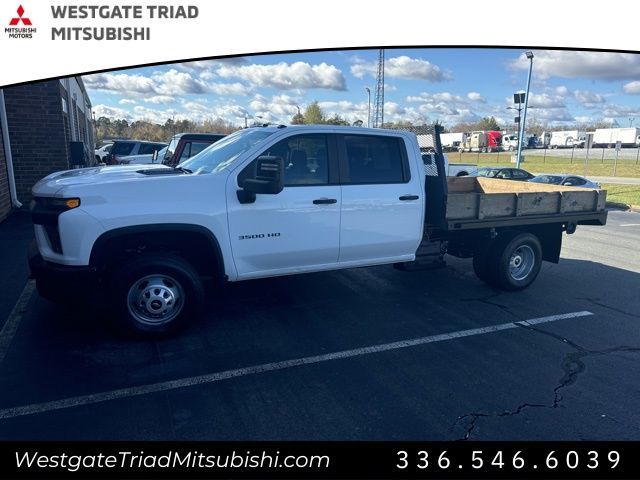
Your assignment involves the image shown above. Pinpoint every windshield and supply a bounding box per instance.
[164,136,179,161]
[530,175,563,184]
[180,129,275,174]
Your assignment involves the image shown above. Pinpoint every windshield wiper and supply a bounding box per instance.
[173,166,192,174]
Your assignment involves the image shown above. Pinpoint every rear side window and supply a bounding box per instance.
[567,177,586,186]
[111,142,135,156]
[138,143,162,155]
[342,135,408,184]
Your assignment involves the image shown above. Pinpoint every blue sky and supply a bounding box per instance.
[83,48,640,129]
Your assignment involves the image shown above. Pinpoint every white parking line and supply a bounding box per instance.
[0,310,593,421]
[0,280,35,366]
[620,224,640,227]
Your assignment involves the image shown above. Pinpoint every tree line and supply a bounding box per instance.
[94,117,238,145]
[94,103,621,147]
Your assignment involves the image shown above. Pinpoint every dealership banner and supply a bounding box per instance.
[1,0,639,86]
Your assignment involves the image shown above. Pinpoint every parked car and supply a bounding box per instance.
[163,133,227,167]
[94,142,113,163]
[473,167,535,181]
[119,146,168,165]
[529,174,601,189]
[106,140,168,165]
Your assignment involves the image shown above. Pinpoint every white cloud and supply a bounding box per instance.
[526,92,566,109]
[573,89,606,107]
[351,55,451,82]
[248,94,301,122]
[93,104,133,120]
[118,99,136,105]
[467,92,486,103]
[510,51,640,80]
[216,61,346,91]
[209,82,252,96]
[143,95,175,105]
[623,81,640,94]
[151,69,209,95]
[83,69,251,99]
[84,73,156,95]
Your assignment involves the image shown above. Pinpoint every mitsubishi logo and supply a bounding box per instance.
[9,5,31,26]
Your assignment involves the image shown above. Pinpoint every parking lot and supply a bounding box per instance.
[0,210,639,441]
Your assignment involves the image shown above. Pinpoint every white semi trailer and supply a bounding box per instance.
[592,128,640,148]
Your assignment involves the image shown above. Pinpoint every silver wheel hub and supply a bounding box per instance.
[127,274,184,325]
[509,245,535,281]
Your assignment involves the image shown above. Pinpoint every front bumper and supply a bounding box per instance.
[28,241,97,304]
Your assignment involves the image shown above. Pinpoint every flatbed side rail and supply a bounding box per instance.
[447,210,608,230]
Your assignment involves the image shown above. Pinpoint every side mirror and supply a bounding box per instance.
[237,156,284,204]
[562,181,574,186]
[152,150,158,163]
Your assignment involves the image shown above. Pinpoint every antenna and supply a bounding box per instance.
[372,49,385,128]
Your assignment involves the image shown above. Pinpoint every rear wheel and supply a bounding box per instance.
[109,253,204,336]
[488,232,542,291]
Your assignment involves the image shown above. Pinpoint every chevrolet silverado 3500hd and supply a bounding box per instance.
[29,125,607,335]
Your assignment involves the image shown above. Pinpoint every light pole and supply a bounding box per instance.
[365,87,371,128]
[515,51,534,169]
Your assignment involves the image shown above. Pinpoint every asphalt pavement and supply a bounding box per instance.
[0,211,639,440]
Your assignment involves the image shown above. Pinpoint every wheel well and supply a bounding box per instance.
[496,225,562,263]
[90,225,225,281]
[456,171,468,177]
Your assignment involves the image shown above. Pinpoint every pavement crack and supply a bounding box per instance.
[460,293,518,318]
[452,331,640,440]
[580,298,640,319]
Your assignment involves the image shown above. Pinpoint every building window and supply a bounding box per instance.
[61,98,68,113]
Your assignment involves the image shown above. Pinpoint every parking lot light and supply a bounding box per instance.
[516,51,534,168]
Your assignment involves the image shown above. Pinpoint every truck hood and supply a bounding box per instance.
[32,164,179,196]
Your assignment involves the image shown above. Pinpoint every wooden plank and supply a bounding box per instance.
[561,191,599,212]
[478,193,517,218]
[517,192,562,216]
[446,193,479,220]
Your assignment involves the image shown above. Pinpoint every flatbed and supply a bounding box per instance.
[444,177,607,230]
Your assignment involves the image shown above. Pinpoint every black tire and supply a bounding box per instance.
[472,251,493,284]
[487,232,542,291]
[109,253,204,336]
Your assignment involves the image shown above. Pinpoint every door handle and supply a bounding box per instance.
[313,198,337,205]
[399,195,419,201]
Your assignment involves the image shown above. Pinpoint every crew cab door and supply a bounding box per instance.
[337,133,423,264]
[227,133,341,279]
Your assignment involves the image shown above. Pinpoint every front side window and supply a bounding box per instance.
[238,134,329,187]
[342,135,407,184]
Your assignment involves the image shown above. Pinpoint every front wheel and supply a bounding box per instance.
[489,233,542,291]
[109,253,204,336]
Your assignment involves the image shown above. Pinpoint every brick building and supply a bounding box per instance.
[0,77,94,221]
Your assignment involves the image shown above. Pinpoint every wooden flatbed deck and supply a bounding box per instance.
[445,177,607,230]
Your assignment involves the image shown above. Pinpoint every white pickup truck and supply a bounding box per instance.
[29,125,607,335]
